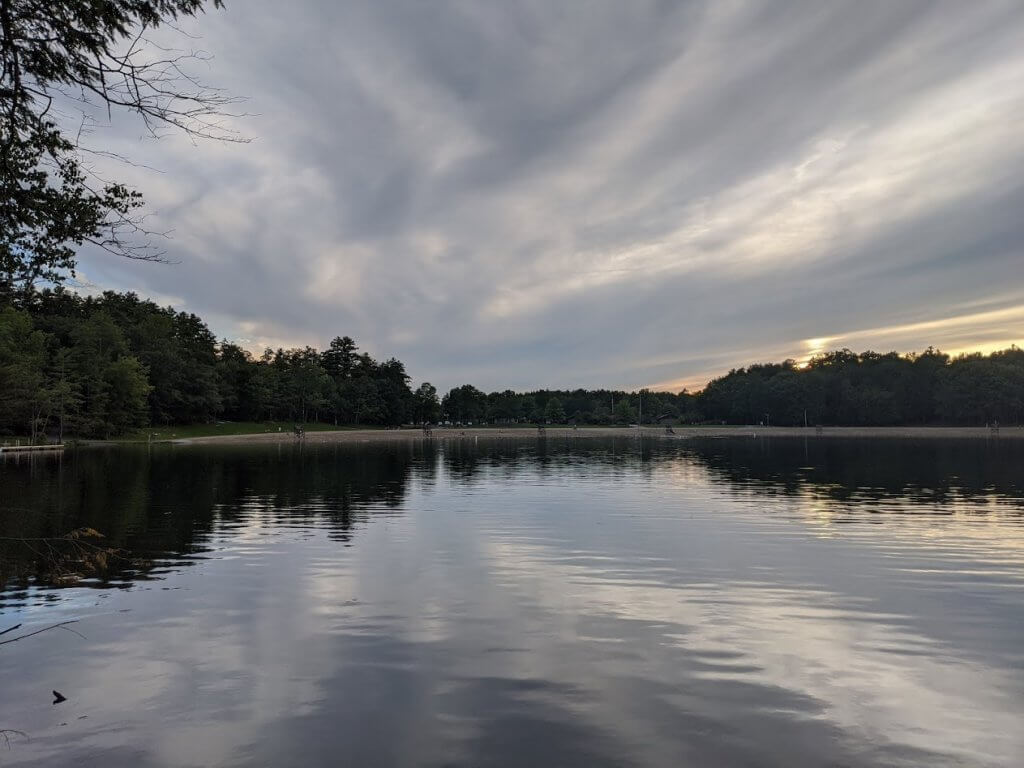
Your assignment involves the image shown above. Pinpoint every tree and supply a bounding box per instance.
[87,293,221,424]
[248,350,281,421]
[349,377,383,424]
[412,382,440,424]
[288,347,331,422]
[376,357,413,425]
[216,342,253,420]
[0,306,47,435]
[442,385,486,423]
[102,356,150,436]
[543,396,565,424]
[614,397,637,424]
[46,347,81,440]
[1,0,239,301]
[7,288,1024,436]
[321,336,358,380]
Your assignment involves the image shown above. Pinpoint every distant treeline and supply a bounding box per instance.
[1,289,1022,438]
[698,348,1023,427]
[438,384,696,426]
[439,344,1024,427]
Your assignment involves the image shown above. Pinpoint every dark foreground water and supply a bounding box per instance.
[2,437,1023,767]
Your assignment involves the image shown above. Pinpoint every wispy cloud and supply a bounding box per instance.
[80,0,1024,391]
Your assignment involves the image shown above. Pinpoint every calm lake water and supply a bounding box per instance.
[2,437,1023,767]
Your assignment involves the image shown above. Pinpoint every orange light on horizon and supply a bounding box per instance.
[797,337,832,368]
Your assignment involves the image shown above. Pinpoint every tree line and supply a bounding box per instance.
[2,289,1022,439]
[439,384,698,426]
[698,348,1024,427]
[438,345,1024,428]
[0,289,436,439]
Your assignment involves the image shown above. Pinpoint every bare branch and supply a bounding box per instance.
[0,620,81,647]
[1,0,240,291]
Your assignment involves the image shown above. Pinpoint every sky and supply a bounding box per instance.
[78,0,1024,393]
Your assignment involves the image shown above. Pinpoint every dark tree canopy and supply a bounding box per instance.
[0,289,429,437]
[1,0,236,301]
[2,291,1022,438]
[697,348,1024,427]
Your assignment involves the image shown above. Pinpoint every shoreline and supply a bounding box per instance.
[164,425,1022,446]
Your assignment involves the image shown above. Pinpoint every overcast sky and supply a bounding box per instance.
[79,0,1024,393]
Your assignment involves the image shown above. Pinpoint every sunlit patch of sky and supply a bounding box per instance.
[76,0,1024,392]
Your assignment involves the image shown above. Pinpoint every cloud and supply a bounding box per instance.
[77,0,1024,392]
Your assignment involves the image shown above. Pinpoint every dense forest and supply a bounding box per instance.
[698,348,1023,427]
[0,290,433,439]
[1,288,1022,439]
[438,346,1024,427]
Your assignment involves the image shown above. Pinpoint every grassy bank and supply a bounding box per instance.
[96,422,1024,445]
[121,421,362,442]
[120,422,677,441]
[114,424,1024,447]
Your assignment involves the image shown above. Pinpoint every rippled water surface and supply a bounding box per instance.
[2,437,1024,767]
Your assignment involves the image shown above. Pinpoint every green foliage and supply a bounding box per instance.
[0,300,154,438]
[544,396,566,424]
[434,346,1024,428]
[698,347,1024,426]
[441,384,487,423]
[1,0,232,300]
[122,421,350,441]
[412,382,440,424]
[437,386,686,426]
[0,289,424,437]
[4,288,1022,438]
[614,397,637,424]
[101,356,151,435]
[0,306,48,436]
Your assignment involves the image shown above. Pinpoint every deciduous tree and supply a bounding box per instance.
[1,0,239,300]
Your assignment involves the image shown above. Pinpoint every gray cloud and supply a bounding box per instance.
[81,0,1024,392]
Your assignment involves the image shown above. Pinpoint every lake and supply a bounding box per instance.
[2,436,1023,767]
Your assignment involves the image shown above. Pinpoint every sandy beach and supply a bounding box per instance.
[171,425,1022,445]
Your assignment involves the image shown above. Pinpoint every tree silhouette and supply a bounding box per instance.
[1,0,242,301]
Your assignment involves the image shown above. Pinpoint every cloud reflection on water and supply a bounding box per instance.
[1,438,1023,767]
